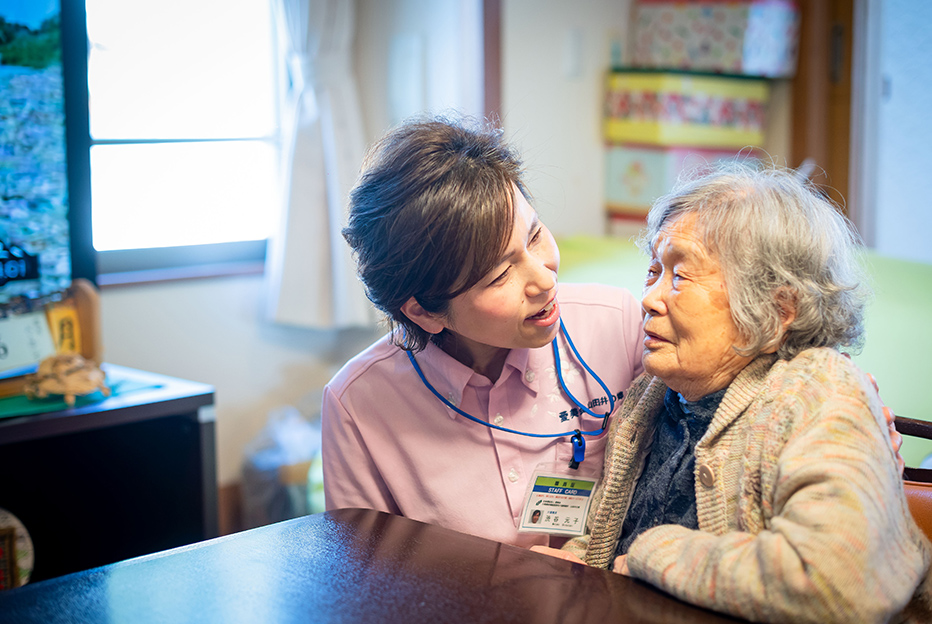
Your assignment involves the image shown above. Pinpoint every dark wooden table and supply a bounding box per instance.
[0,508,743,623]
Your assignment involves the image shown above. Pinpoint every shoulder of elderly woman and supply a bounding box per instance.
[772,347,878,407]
[758,346,899,482]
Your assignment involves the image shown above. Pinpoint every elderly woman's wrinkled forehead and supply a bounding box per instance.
[650,210,710,255]
[650,182,756,251]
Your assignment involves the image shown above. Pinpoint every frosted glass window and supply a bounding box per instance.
[85,0,278,255]
[91,141,278,251]
[86,0,275,140]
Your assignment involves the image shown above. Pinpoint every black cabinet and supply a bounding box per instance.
[0,364,216,583]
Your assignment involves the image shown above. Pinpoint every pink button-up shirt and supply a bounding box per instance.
[322,283,644,547]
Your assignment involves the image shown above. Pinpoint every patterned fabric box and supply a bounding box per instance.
[604,71,769,148]
[605,143,760,218]
[631,0,800,78]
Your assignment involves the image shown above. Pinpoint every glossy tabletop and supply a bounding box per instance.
[0,508,744,624]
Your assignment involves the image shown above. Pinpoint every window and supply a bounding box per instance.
[85,0,279,283]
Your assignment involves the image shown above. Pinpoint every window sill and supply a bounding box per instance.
[95,240,266,287]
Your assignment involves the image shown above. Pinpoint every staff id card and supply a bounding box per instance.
[517,465,598,536]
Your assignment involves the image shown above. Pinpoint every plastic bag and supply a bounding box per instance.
[241,406,321,529]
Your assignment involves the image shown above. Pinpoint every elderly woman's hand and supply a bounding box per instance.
[612,555,630,576]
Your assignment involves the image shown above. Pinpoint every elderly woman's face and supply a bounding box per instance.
[641,213,754,400]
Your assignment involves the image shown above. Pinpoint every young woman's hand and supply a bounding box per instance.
[867,372,905,475]
[529,545,586,564]
[845,352,905,475]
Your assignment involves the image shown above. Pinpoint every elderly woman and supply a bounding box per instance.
[538,164,931,623]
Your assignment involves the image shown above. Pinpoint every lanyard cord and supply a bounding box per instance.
[552,319,616,427]
[406,319,616,440]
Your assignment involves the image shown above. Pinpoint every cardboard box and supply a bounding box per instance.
[605,143,760,217]
[631,0,800,78]
[604,71,769,148]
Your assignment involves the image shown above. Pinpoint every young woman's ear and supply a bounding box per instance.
[400,297,447,335]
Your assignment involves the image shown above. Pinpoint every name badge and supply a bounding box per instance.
[517,464,598,536]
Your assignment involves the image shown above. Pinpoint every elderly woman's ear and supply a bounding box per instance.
[761,287,798,355]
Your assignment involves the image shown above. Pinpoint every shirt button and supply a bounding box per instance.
[525,370,535,382]
[698,464,715,488]
[493,414,504,425]
[508,468,519,482]
[447,392,457,406]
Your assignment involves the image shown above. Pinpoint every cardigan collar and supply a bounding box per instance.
[583,355,779,569]
[699,354,779,446]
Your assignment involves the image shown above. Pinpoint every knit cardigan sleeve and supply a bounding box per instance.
[625,350,930,624]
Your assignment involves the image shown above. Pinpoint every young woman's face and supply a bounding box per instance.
[439,186,561,370]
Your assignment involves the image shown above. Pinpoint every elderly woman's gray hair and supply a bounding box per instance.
[639,161,871,360]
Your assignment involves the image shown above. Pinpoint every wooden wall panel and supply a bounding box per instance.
[792,0,854,211]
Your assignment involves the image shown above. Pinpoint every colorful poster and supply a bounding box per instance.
[0,1,73,306]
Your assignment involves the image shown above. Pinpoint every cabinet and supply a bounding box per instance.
[0,364,216,583]
[603,69,770,230]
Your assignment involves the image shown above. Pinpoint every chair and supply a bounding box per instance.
[896,416,932,540]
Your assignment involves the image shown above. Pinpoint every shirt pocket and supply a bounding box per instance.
[555,430,609,475]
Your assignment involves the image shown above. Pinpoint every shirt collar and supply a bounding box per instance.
[415,343,539,420]
[676,387,727,422]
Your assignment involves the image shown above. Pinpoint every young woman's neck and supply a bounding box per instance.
[440,333,509,383]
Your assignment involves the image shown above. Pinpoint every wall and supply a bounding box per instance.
[355,0,483,139]
[500,0,631,238]
[872,0,932,264]
[500,0,792,241]
[99,275,381,487]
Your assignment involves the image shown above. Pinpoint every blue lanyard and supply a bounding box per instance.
[407,319,617,469]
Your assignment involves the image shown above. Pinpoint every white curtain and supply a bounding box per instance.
[265,0,374,328]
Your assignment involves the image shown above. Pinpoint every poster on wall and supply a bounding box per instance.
[0,0,73,308]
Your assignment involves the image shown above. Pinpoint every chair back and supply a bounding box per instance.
[896,416,932,540]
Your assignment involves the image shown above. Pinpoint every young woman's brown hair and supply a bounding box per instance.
[343,114,530,351]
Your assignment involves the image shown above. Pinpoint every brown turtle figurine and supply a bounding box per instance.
[24,354,111,407]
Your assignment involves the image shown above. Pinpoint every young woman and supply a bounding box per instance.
[321,115,644,547]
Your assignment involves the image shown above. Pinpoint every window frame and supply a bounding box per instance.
[85,1,280,286]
